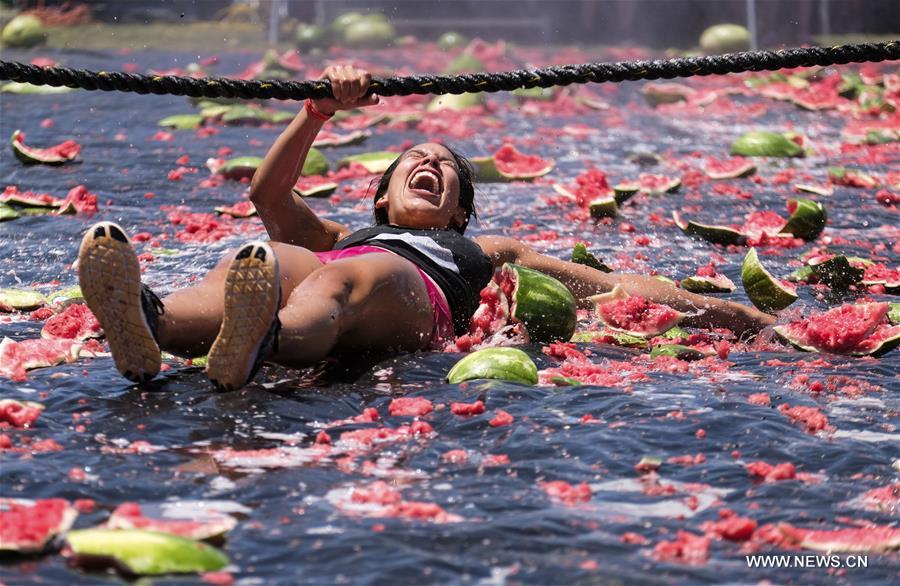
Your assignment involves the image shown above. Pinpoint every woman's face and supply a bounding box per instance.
[376,143,466,231]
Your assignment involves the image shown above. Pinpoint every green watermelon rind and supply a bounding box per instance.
[730,131,804,158]
[446,347,538,385]
[337,151,399,174]
[220,156,263,180]
[672,211,745,246]
[588,196,618,219]
[741,248,798,313]
[504,263,578,344]
[157,115,204,130]
[66,528,229,575]
[0,202,20,222]
[779,198,827,241]
[888,303,900,325]
[649,343,712,361]
[425,92,484,112]
[0,288,47,311]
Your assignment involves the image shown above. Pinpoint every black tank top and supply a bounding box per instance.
[333,226,493,335]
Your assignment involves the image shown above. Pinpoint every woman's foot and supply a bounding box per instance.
[206,241,281,391]
[78,222,164,383]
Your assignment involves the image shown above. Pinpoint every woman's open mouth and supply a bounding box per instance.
[408,167,443,199]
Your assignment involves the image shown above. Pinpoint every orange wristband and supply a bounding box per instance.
[305,98,333,121]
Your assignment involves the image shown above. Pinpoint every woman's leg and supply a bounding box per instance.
[78,221,325,382]
[158,242,323,357]
[205,249,435,389]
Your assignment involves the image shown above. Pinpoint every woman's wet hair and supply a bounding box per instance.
[371,145,477,234]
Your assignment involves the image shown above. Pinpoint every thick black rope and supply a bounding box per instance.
[1,42,897,101]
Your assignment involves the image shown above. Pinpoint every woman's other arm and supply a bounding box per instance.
[475,235,775,338]
[250,65,378,250]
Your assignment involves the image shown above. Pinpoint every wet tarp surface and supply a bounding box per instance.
[1,44,898,584]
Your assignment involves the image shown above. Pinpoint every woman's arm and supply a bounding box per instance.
[475,235,775,338]
[250,65,379,250]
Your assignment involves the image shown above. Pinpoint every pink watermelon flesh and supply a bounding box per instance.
[781,303,892,354]
[0,498,76,552]
[106,503,235,541]
[468,282,509,337]
[41,303,102,341]
[570,168,613,208]
[493,144,552,176]
[0,399,44,428]
[861,263,900,286]
[596,295,682,336]
[696,263,717,278]
[0,337,82,381]
[56,185,98,215]
[740,210,787,239]
[780,523,900,553]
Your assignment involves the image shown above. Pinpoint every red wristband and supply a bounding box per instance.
[305,98,333,122]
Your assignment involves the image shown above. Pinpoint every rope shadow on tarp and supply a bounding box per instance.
[0,41,897,101]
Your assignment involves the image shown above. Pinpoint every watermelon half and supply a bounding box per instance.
[741,248,798,313]
[0,186,61,209]
[0,203,18,222]
[105,502,237,542]
[860,262,900,294]
[214,200,257,218]
[312,129,370,148]
[672,211,744,246]
[641,82,695,107]
[0,398,45,428]
[681,264,735,293]
[473,144,554,182]
[702,157,757,179]
[497,263,577,344]
[779,523,900,553]
[218,156,262,181]
[614,174,681,197]
[65,528,228,576]
[292,175,339,198]
[589,285,684,338]
[337,151,399,174]
[0,498,78,553]
[447,347,538,385]
[0,288,47,312]
[11,130,80,165]
[828,166,878,188]
[157,114,203,130]
[774,302,900,356]
[674,198,826,245]
[730,131,805,158]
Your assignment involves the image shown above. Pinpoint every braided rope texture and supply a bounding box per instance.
[1,42,897,101]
